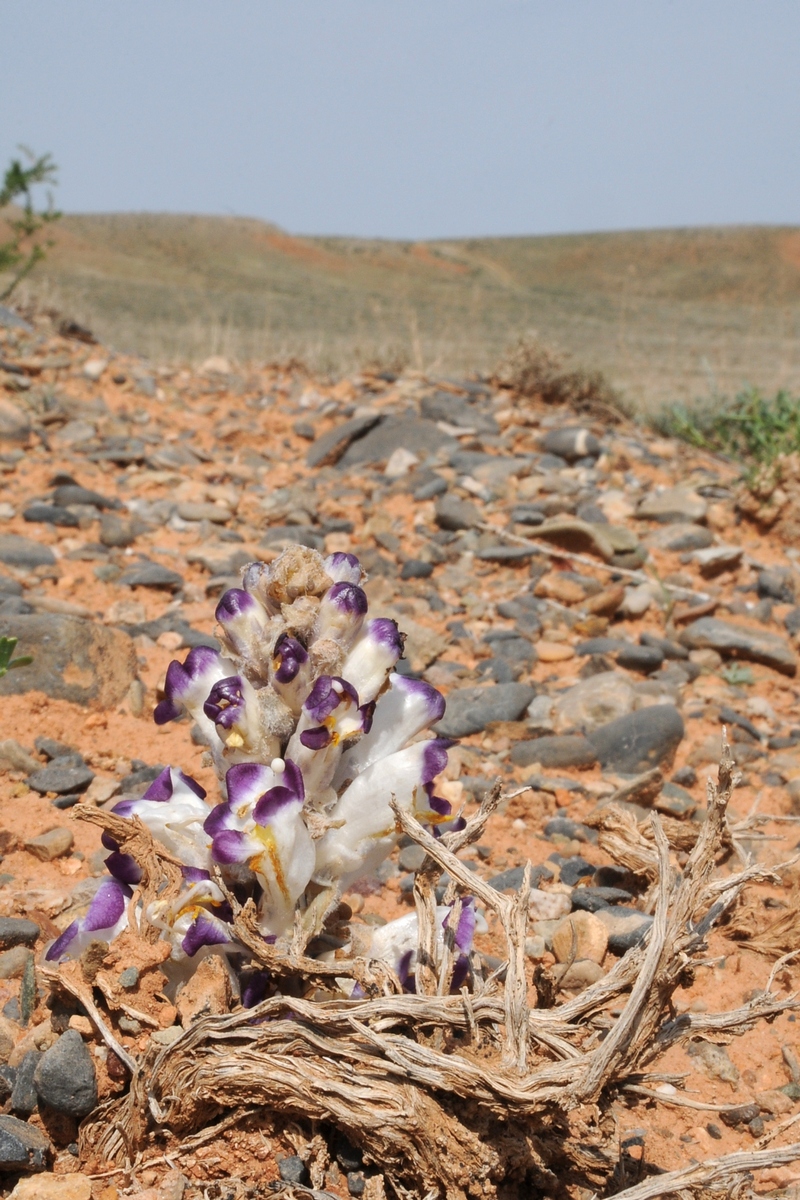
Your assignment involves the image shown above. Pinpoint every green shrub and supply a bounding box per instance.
[0,147,60,301]
[655,387,800,466]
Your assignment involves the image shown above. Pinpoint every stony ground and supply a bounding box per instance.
[0,311,800,1198]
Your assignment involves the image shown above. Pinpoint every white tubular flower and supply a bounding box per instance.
[313,739,454,889]
[109,767,213,872]
[334,673,445,788]
[145,868,235,961]
[339,617,405,705]
[368,901,476,992]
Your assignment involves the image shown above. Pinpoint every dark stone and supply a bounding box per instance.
[575,637,626,657]
[510,735,597,769]
[784,607,800,636]
[88,437,148,465]
[0,1069,12,1105]
[718,705,762,742]
[413,476,447,501]
[0,919,40,950]
[0,575,23,596]
[706,1123,723,1140]
[348,1171,367,1196]
[118,764,166,794]
[484,633,536,664]
[305,413,382,468]
[400,559,433,580]
[51,484,119,510]
[11,1050,41,1116]
[476,545,536,564]
[571,886,633,912]
[433,683,536,737]
[557,856,596,886]
[656,781,697,818]
[0,535,56,569]
[119,967,139,989]
[338,416,456,468]
[99,514,138,548]
[33,1029,98,1118]
[511,505,546,526]
[118,562,184,591]
[420,391,498,434]
[672,765,697,787]
[540,427,601,462]
[0,615,137,708]
[720,1103,761,1128]
[587,705,685,773]
[476,656,519,682]
[34,737,74,760]
[748,1117,765,1138]
[0,1113,50,1172]
[639,632,689,660]
[758,568,794,604]
[26,760,94,796]
[679,617,797,676]
[596,906,654,954]
[277,1155,310,1185]
[22,505,79,528]
[615,644,664,674]
[544,817,596,843]
[434,494,481,532]
[489,864,550,893]
[293,420,316,440]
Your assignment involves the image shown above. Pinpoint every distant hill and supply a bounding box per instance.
[13,213,800,413]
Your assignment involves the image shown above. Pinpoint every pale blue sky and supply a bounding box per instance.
[3,1,800,239]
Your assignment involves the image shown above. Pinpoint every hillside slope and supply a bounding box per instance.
[16,214,800,411]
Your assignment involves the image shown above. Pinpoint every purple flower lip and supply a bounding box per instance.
[368,618,405,655]
[300,726,331,750]
[304,675,359,722]
[181,911,231,958]
[421,739,452,785]
[273,633,308,684]
[203,675,246,729]
[154,646,222,725]
[324,552,363,583]
[143,767,207,803]
[325,582,368,616]
[215,588,257,622]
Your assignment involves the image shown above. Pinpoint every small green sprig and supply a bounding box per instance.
[0,636,32,678]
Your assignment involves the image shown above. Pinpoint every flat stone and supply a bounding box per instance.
[398,844,427,873]
[400,559,433,580]
[640,632,688,660]
[552,911,608,964]
[338,416,456,468]
[647,523,713,552]
[9,1174,93,1200]
[262,524,324,550]
[595,906,654,954]
[22,506,79,528]
[656,781,697,818]
[615,644,664,674]
[434,494,481,531]
[0,536,55,569]
[33,1030,97,1118]
[176,501,232,524]
[305,413,382,467]
[571,886,633,912]
[0,942,35,996]
[26,762,94,796]
[433,683,536,737]
[420,391,498,434]
[535,518,615,562]
[0,1113,50,1172]
[553,959,605,990]
[476,545,536,563]
[510,735,597,769]
[0,615,137,709]
[413,476,447,501]
[692,545,743,576]
[99,514,138,548]
[587,705,685,773]
[553,671,637,733]
[540,427,601,462]
[759,568,794,603]
[51,485,118,510]
[118,561,184,590]
[637,487,707,524]
[511,505,545,526]
[24,828,74,861]
[0,399,30,442]
[679,617,797,676]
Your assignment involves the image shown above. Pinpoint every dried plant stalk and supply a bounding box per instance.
[73,743,800,1199]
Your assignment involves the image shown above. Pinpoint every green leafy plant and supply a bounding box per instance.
[720,662,755,686]
[0,636,32,678]
[656,388,800,467]
[0,147,61,301]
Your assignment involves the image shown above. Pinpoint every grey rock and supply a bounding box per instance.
[34,736,74,760]
[420,391,498,434]
[640,632,688,660]
[510,735,597,769]
[0,535,55,569]
[759,568,794,603]
[594,905,653,953]
[0,305,33,332]
[88,437,148,465]
[637,487,707,524]
[553,671,637,733]
[119,966,140,988]
[305,412,382,468]
[400,559,433,580]
[0,596,32,615]
[118,561,184,591]
[33,1029,98,1118]
[476,545,537,563]
[615,644,664,674]
[692,544,743,576]
[278,1156,310,1185]
[0,615,138,708]
[535,518,616,562]
[99,514,138,548]
[484,633,535,664]
[571,886,633,912]
[679,617,797,676]
[434,494,481,531]
[413,476,447,501]
[544,816,595,843]
[0,576,22,596]
[540,427,601,461]
[26,760,94,795]
[0,919,40,950]
[51,484,119,510]
[262,524,324,551]
[22,504,79,528]
[646,523,713,551]
[558,856,596,886]
[587,705,685,773]
[11,1050,41,1116]
[338,416,456,468]
[433,683,535,737]
[0,1113,50,1172]
[398,844,427,872]
[511,504,546,526]
[656,781,697,818]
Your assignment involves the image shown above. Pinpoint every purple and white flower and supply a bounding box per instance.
[334,673,445,788]
[215,587,273,678]
[312,581,368,650]
[110,767,213,871]
[323,552,365,585]
[204,760,315,935]
[145,867,235,960]
[269,633,313,714]
[45,877,132,962]
[368,899,476,992]
[154,646,236,747]
[285,675,372,796]
[339,618,405,705]
[313,738,453,888]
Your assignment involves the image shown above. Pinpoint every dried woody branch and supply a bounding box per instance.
[72,743,800,1199]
